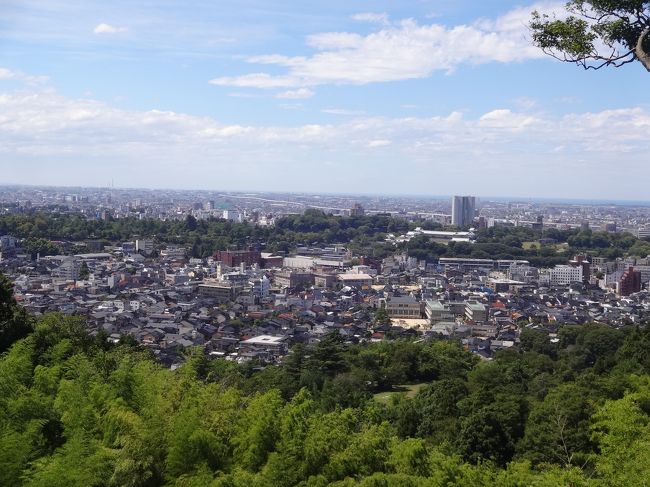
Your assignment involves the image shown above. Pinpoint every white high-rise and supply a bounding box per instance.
[451,196,476,228]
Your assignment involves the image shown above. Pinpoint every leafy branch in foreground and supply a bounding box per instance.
[530,1,650,71]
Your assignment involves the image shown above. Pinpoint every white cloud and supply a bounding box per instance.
[479,109,538,130]
[351,13,389,25]
[276,88,314,99]
[306,32,363,50]
[322,108,365,116]
[210,73,303,88]
[210,3,561,89]
[227,92,262,98]
[0,67,48,85]
[93,23,128,34]
[1,87,649,196]
[512,97,538,110]
[367,139,391,148]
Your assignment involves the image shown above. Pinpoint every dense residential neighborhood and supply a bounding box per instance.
[2,190,649,369]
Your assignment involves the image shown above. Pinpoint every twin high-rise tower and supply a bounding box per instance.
[451,195,476,228]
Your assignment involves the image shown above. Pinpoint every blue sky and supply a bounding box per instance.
[1,0,649,199]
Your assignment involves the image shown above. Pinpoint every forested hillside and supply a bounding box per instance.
[2,275,650,486]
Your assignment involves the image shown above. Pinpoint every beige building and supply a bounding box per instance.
[385,295,422,319]
[337,273,373,289]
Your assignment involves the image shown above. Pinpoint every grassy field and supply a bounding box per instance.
[373,383,427,403]
[556,242,570,253]
[522,241,539,250]
[523,241,569,253]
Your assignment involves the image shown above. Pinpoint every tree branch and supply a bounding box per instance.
[634,26,650,71]
[541,47,636,70]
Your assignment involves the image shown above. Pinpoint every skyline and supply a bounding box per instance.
[1,1,649,199]
[4,182,650,207]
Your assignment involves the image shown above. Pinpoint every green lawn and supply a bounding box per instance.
[522,241,539,250]
[373,383,426,403]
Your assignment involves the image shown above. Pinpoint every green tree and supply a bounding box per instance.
[415,378,468,441]
[232,390,283,471]
[78,261,90,280]
[309,332,348,378]
[591,376,650,485]
[457,400,525,467]
[0,272,33,353]
[530,1,650,71]
[261,389,315,486]
[373,307,391,326]
[518,384,594,467]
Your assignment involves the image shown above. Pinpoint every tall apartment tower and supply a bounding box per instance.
[619,267,641,296]
[451,195,476,228]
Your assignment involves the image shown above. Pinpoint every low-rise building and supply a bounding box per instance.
[465,301,488,323]
[425,300,454,323]
[336,272,373,289]
[385,295,421,319]
[198,280,241,303]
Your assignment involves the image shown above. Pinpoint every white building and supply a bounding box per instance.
[135,238,154,256]
[508,263,539,283]
[637,226,650,239]
[548,265,583,286]
[57,257,81,281]
[222,210,242,222]
[160,246,187,260]
[250,275,270,299]
[283,256,315,269]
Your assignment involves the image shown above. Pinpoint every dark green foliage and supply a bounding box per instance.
[0,272,33,353]
[520,328,559,359]
[457,401,523,467]
[0,211,406,258]
[21,237,61,259]
[400,224,648,266]
[78,261,90,280]
[2,305,650,485]
[559,324,625,371]
[518,384,595,467]
[3,212,649,267]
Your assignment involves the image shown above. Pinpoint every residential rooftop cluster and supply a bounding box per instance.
[2,205,650,367]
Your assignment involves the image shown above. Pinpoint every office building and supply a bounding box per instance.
[548,265,583,286]
[451,196,476,228]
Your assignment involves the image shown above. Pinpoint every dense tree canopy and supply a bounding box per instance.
[2,212,649,266]
[0,273,32,353]
[0,211,409,258]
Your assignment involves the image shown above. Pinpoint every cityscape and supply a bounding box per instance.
[2,0,650,485]
[2,184,650,368]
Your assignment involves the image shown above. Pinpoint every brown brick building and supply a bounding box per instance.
[214,250,261,267]
[619,267,641,296]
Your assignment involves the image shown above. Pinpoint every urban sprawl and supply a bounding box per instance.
[2,185,650,369]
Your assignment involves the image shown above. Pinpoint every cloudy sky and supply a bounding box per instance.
[1,0,649,200]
